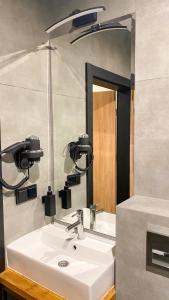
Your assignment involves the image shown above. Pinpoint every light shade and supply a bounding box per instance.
[70,23,127,45]
[45,6,105,34]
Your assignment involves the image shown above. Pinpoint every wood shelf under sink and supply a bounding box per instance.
[0,269,116,300]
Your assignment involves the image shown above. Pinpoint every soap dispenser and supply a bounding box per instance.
[42,186,56,217]
[59,185,71,209]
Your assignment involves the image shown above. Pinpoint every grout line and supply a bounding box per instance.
[52,92,85,100]
[136,75,169,83]
[0,82,86,100]
[47,41,54,190]
[0,82,47,94]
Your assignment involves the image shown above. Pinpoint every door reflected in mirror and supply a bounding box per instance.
[92,82,116,213]
[86,63,132,218]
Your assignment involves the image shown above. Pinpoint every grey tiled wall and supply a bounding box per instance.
[0,0,59,245]
[0,49,50,244]
[135,0,169,200]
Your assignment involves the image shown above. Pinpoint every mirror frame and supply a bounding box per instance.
[0,127,5,272]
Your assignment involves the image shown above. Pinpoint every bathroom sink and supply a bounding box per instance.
[7,223,115,300]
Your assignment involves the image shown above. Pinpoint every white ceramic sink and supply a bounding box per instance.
[7,223,115,300]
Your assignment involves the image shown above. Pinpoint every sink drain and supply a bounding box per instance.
[58,260,69,268]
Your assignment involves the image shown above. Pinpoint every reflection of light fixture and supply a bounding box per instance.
[70,23,127,45]
[45,6,105,34]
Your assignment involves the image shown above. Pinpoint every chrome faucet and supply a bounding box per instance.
[90,205,104,230]
[66,209,85,240]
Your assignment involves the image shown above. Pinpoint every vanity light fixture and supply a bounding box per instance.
[70,23,127,45]
[45,6,105,34]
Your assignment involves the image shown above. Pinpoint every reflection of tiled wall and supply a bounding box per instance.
[51,19,131,219]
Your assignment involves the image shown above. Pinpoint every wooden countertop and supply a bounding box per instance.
[0,269,116,300]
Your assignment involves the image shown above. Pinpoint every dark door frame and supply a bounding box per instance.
[86,63,131,208]
[0,127,5,272]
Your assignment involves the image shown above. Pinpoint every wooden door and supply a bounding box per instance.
[93,90,116,213]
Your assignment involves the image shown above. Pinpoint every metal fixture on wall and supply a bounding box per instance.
[0,136,43,190]
[70,23,127,45]
[45,6,105,34]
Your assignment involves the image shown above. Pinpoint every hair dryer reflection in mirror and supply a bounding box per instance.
[68,133,94,173]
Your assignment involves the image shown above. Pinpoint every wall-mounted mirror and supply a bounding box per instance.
[50,12,135,238]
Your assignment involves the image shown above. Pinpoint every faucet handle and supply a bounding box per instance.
[77,209,83,215]
[71,212,77,218]
[72,209,83,225]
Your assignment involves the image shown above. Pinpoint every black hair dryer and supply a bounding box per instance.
[68,133,93,172]
[14,136,43,169]
[0,135,43,190]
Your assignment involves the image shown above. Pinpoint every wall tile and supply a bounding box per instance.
[134,78,169,199]
[136,0,169,18]
[4,178,48,245]
[0,48,48,92]
[0,84,49,181]
[135,8,169,81]
[0,84,49,243]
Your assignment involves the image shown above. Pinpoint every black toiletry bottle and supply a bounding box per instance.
[59,186,71,209]
[42,186,56,217]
